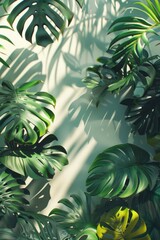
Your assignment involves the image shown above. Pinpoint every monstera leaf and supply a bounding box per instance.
[97,206,151,239]
[86,144,158,198]
[3,0,84,47]
[108,0,160,67]
[0,134,68,179]
[0,80,55,145]
[0,167,28,218]
[50,193,98,240]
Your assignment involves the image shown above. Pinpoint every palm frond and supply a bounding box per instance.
[108,0,160,67]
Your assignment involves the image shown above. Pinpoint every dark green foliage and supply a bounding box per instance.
[0,134,68,179]
[122,76,160,136]
[3,0,84,47]
[0,80,55,145]
[0,213,62,240]
[87,144,159,198]
[50,193,98,239]
[133,181,160,239]
[0,167,28,217]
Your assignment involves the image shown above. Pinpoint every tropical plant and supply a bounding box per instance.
[82,0,160,137]
[3,0,84,47]
[121,77,160,136]
[0,0,86,238]
[0,166,28,219]
[97,206,151,239]
[0,0,159,239]
[86,143,158,198]
[0,211,62,239]
[0,134,68,179]
[50,193,98,240]
[0,79,56,145]
[133,181,160,239]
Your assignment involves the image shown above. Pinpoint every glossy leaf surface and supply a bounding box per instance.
[108,0,160,66]
[0,134,68,179]
[87,144,158,198]
[0,80,55,145]
[3,0,84,47]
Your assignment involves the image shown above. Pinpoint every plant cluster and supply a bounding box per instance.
[0,0,159,240]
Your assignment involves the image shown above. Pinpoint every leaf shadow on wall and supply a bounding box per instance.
[43,0,149,199]
[46,0,131,84]
[0,48,51,212]
[68,90,148,148]
[0,48,45,87]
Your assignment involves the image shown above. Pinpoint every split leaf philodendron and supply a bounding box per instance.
[3,0,84,47]
[0,80,55,145]
[0,134,68,179]
[97,206,151,240]
[86,143,158,198]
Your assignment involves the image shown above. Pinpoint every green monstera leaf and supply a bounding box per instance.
[97,206,151,239]
[0,134,68,179]
[86,144,158,198]
[0,167,29,218]
[0,80,55,145]
[3,0,84,47]
[50,193,98,240]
